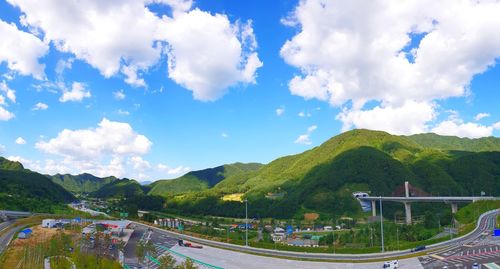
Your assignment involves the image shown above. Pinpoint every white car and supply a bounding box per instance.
[382,260,399,269]
[472,263,481,269]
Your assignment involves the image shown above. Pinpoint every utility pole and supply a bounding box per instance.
[245,199,248,247]
[379,196,384,252]
[396,226,399,251]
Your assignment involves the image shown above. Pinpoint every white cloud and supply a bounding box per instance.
[113,89,126,100]
[282,0,500,135]
[0,144,5,154]
[337,101,437,135]
[0,19,48,79]
[164,10,263,101]
[59,82,91,102]
[0,81,16,103]
[8,0,261,97]
[221,132,228,138]
[15,137,26,145]
[294,125,317,145]
[0,106,14,121]
[157,163,190,177]
[276,107,285,116]
[474,113,490,121]
[34,119,152,177]
[298,111,311,117]
[32,102,48,110]
[117,109,130,116]
[129,156,151,170]
[431,120,497,138]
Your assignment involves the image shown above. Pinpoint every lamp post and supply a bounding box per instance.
[379,196,384,252]
[245,199,248,247]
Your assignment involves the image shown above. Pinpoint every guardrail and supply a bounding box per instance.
[132,208,500,261]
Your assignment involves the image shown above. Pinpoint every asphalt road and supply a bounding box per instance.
[131,209,500,262]
[0,221,22,255]
[418,211,500,269]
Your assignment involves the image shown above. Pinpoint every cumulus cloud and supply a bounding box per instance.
[294,125,317,145]
[430,112,500,138]
[157,163,190,177]
[281,0,500,136]
[276,107,285,116]
[337,101,437,135]
[0,81,16,121]
[7,0,262,99]
[113,89,126,100]
[34,118,153,177]
[163,10,263,100]
[59,82,91,102]
[474,113,490,121]
[0,19,48,79]
[32,102,48,110]
[298,111,311,117]
[15,137,26,145]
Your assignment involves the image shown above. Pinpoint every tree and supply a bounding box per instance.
[135,242,146,265]
[176,258,198,269]
[158,253,176,269]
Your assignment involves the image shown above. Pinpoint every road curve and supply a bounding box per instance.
[0,221,23,255]
[133,209,499,262]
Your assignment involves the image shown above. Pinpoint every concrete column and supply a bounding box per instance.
[371,200,377,217]
[451,203,458,214]
[405,181,410,198]
[404,202,412,225]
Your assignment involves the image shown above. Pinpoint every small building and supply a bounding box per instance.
[42,219,56,228]
[137,210,150,218]
[18,228,33,239]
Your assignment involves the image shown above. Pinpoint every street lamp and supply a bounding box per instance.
[379,196,384,252]
[245,199,248,247]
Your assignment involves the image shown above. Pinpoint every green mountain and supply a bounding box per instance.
[407,133,500,152]
[0,157,24,170]
[165,130,500,219]
[91,178,148,199]
[148,162,263,197]
[48,173,118,194]
[0,157,75,212]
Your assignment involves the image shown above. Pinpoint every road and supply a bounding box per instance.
[418,210,500,269]
[131,209,499,263]
[0,220,22,255]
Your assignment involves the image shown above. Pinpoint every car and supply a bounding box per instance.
[382,260,399,268]
[411,245,426,252]
[442,266,448,269]
[472,262,481,269]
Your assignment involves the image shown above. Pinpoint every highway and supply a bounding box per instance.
[132,209,500,262]
[0,220,22,255]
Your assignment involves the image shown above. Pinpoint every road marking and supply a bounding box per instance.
[430,254,444,260]
[484,263,500,269]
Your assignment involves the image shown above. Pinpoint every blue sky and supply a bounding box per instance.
[0,0,499,181]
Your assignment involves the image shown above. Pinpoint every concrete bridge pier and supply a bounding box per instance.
[451,202,458,214]
[371,200,377,217]
[404,202,412,225]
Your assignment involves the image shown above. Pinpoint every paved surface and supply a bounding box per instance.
[418,211,500,269]
[170,244,423,269]
[0,221,22,254]
[131,210,499,262]
[124,225,146,268]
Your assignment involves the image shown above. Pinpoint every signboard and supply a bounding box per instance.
[494,229,500,237]
[178,223,184,231]
[119,212,128,218]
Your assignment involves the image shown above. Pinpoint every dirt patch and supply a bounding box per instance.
[2,225,79,268]
[304,213,319,221]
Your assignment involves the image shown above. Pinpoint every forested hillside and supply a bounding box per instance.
[48,173,117,193]
[164,130,500,219]
[0,157,75,212]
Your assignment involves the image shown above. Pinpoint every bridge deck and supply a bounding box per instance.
[359,196,500,203]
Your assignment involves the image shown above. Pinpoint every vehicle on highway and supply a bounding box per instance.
[411,245,426,252]
[382,260,399,268]
[442,266,448,269]
[472,262,480,269]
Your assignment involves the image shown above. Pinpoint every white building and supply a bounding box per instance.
[42,219,56,228]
